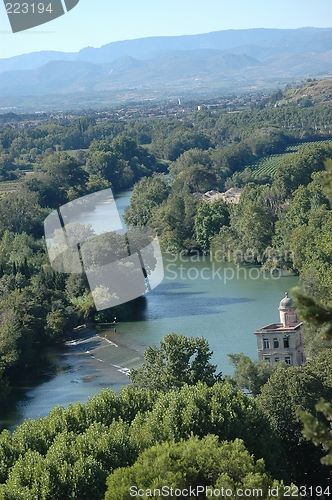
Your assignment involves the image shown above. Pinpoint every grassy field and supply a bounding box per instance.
[249,140,332,178]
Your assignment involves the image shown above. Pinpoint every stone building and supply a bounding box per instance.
[253,292,305,366]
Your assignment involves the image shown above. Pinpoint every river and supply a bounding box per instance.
[0,189,298,430]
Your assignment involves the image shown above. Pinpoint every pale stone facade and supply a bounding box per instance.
[193,187,243,204]
[253,292,305,366]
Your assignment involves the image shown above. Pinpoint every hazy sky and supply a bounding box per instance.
[0,0,332,59]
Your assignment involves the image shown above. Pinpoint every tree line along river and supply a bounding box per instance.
[0,189,298,430]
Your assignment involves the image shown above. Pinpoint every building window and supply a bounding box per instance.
[285,356,291,365]
[263,357,271,363]
[273,338,279,348]
[263,338,270,349]
[275,357,280,363]
[283,337,289,348]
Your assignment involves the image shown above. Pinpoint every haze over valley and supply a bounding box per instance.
[0,27,332,109]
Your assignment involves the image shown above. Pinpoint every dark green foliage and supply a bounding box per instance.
[149,188,199,250]
[22,172,65,209]
[123,174,169,227]
[292,288,332,340]
[257,351,332,486]
[281,157,332,475]
[151,125,211,161]
[185,164,218,192]
[129,333,220,391]
[40,151,88,202]
[168,148,213,179]
[211,184,274,263]
[65,273,90,299]
[212,105,332,146]
[129,382,286,480]
[0,382,286,498]
[228,352,287,396]
[273,143,332,197]
[282,161,332,344]
[194,199,229,250]
[299,399,332,466]
[245,128,288,157]
[0,231,80,398]
[211,141,255,175]
[85,135,160,193]
[105,435,283,500]
[0,191,47,239]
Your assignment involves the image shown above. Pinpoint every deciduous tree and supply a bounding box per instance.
[130,333,220,391]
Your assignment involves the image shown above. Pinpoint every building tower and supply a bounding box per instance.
[253,292,305,366]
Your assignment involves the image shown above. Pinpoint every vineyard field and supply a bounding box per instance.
[248,140,332,178]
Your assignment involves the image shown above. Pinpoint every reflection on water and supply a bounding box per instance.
[0,189,299,430]
[136,280,253,319]
[106,257,299,380]
[0,330,140,431]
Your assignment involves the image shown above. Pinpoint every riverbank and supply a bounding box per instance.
[0,326,145,431]
[69,325,145,378]
[0,187,299,431]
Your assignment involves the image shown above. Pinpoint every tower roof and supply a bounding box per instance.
[279,292,293,310]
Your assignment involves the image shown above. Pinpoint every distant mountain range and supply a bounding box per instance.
[0,27,332,99]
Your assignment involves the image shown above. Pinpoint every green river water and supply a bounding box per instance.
[0,190,298,430]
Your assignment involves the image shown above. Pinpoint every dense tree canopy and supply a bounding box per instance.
[228,352,286,396]
[105,435,285,500]
[130,333,221,391]
[124,174,169,227]
[194,199,229,250]
[0,377,287,499]
[257,351,332,486]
